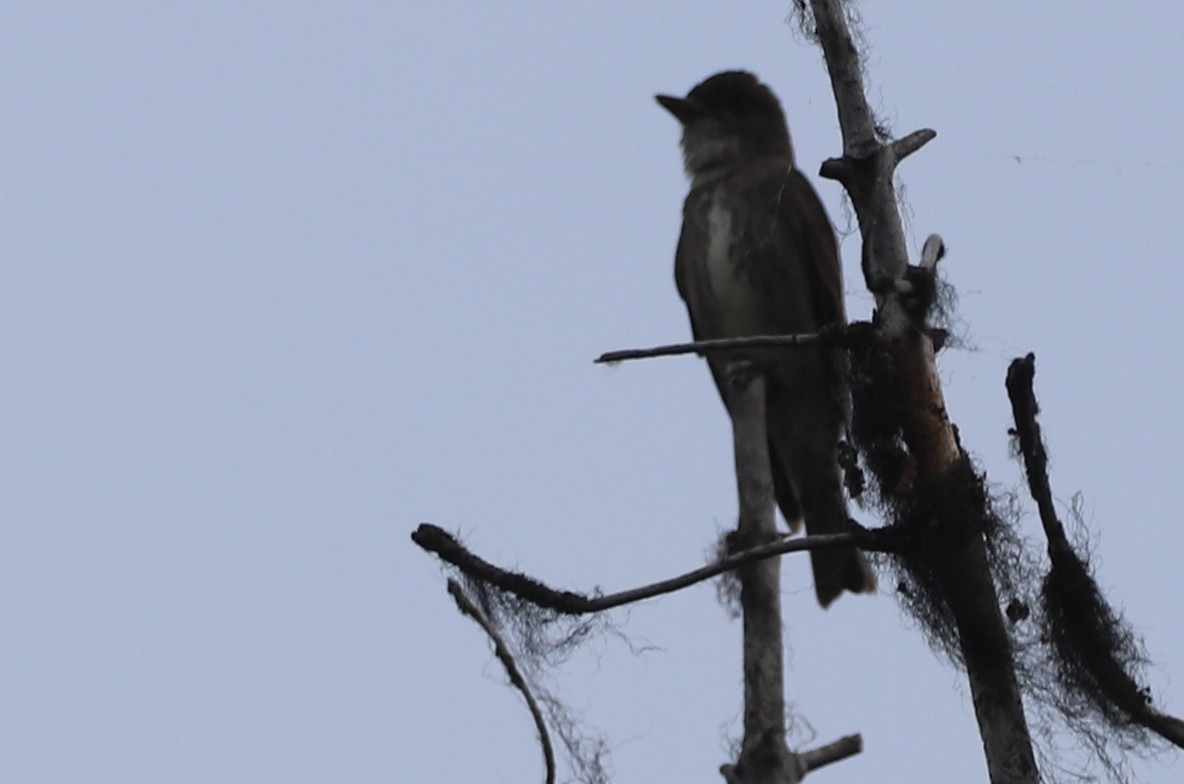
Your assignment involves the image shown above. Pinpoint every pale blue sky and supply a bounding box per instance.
[3,1,1182,782]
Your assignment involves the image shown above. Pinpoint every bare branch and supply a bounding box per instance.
[594,324,861,365]
[592,531,888,612]
[799,734,863,774]
[412,524,591,614]
[722,732,865,782]
[920,234,946,271]
[413,523,894,616]
[1143,713,1184,749]
[807,0,877,148]
[891,128,938,162]
[447,579,555,784]
[1006,353,1184,753]
[1004,353,1071,554]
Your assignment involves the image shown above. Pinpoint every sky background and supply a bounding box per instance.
[3,1,1182,782]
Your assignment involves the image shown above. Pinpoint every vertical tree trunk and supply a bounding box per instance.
[726,364,798,784]
[805,2,1040,780]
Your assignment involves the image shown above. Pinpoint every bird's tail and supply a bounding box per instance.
[809,530,876,608]
[769,415,876,607]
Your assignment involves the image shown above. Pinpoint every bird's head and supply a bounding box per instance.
[656,70,794,180]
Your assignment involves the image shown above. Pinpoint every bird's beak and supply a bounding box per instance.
[655,94,701,124]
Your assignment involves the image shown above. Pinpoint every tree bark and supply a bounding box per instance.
[805,2,1040,781]
[726,362,798,784]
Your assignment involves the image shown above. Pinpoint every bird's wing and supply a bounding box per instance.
[673,188,717,342]
[769,168,852,431]
[761,166,845,332]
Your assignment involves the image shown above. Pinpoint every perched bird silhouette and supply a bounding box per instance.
[657,70,875,607]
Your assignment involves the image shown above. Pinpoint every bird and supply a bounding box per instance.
[656,70,875,607]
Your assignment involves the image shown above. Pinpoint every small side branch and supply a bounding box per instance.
[1142,714,1184,749]
[413,523,894,615]
[595,324,863,366]
[447,579,555,784]
[798,734,863,775]
[721,734,862,784]
[919,233,946,271]
[891,128,938,163]
[1004,353,1071,554]
[412,525,591,614]
[1006,353,1184,752]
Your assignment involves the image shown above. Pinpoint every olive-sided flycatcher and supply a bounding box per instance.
[657,70,875,607]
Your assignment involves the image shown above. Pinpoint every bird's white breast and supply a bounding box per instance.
[704,195,759,336]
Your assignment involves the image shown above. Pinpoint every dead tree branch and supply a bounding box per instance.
[1004,353,1072,554]
[1006,353,1184,752]
[595,324,863,365]
[805,1,1039,780]
[721,734,861,784]
[412,523,894,616]
[446,579,556,784]
[797,734,863,775]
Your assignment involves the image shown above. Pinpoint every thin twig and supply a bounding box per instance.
[593,530,890,612]
[447,579,556,784]
[596,332,831,365]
